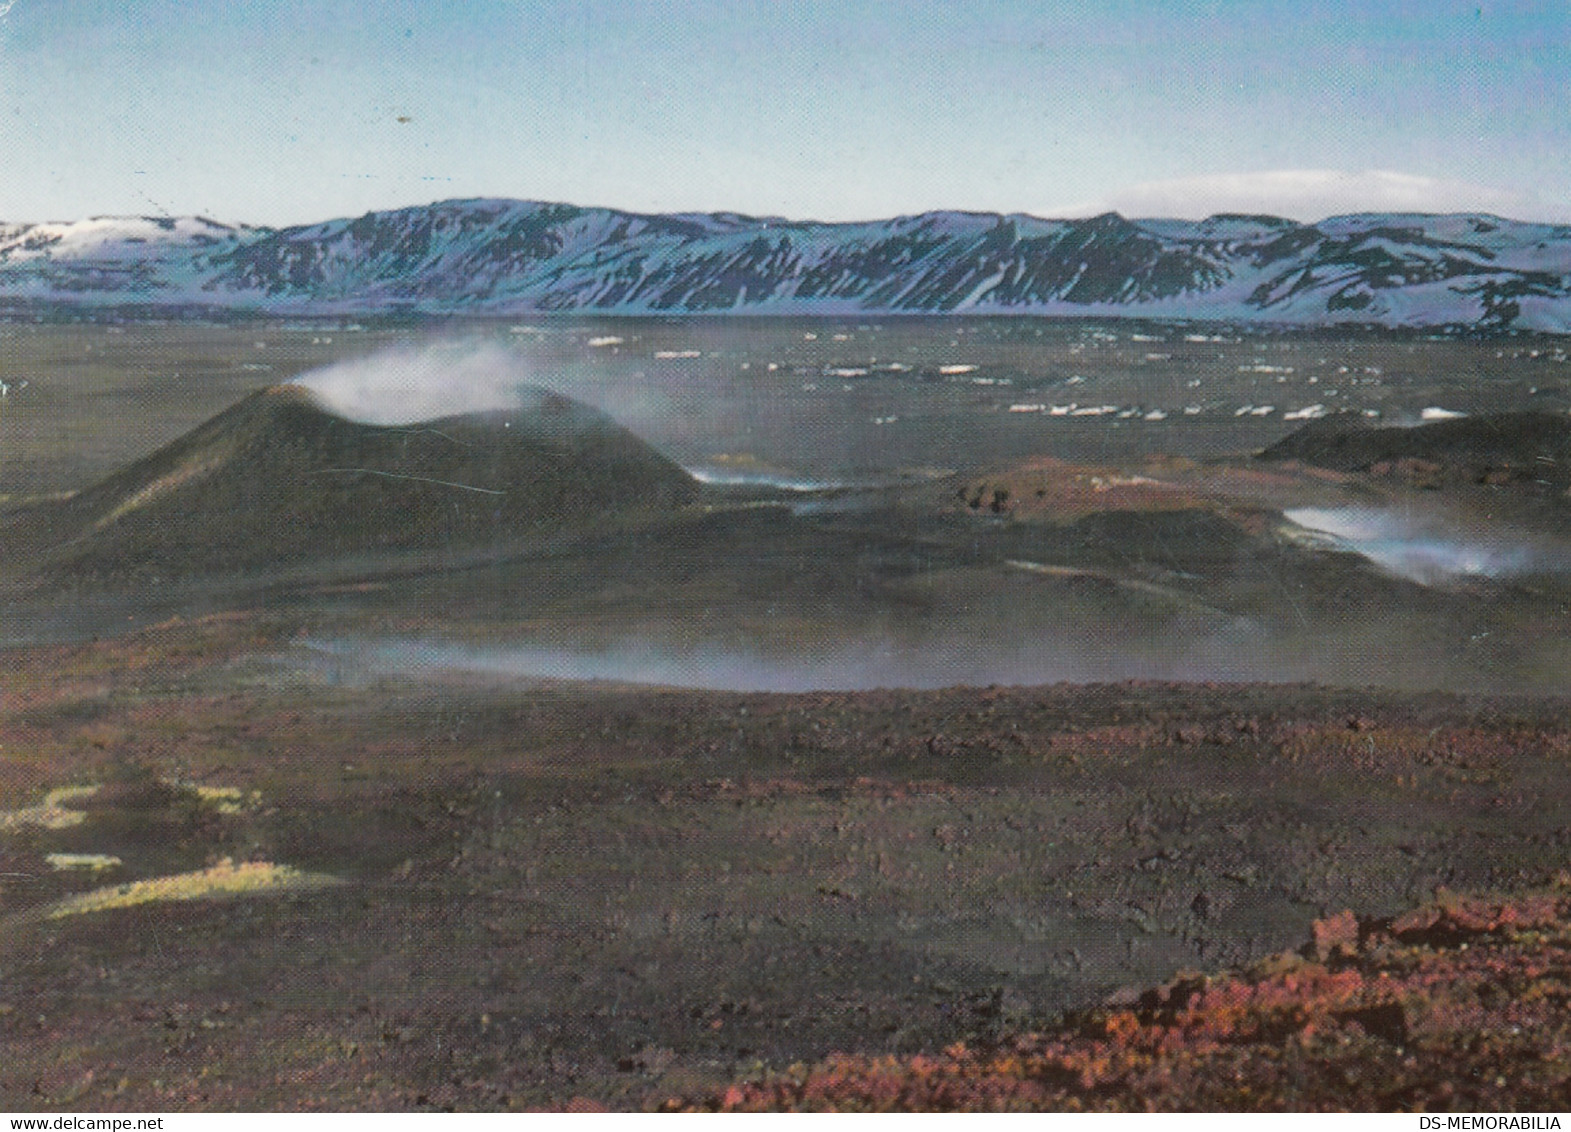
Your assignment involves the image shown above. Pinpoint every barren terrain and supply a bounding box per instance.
[2,318,1570,1109]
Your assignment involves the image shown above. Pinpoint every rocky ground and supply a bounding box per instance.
[2,614,1570,1110]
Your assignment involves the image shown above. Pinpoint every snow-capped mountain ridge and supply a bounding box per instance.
[2,199,1568,330]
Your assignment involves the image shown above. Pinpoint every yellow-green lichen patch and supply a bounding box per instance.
[45,853,123,872]
[0,785,100,832]
[165,781,262,815]
[44,858,340,919]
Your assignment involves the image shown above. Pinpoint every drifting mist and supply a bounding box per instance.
[296,633,1269,694]
[281,340,873,492]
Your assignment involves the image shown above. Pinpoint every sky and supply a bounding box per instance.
[1,0,1568,226]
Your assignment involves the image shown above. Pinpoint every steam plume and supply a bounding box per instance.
[289,342,536,425]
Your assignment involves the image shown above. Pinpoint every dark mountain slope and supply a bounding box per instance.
[1258,410,1571,494]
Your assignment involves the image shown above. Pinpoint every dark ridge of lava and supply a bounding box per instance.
[4,383,699,582]
[1258,410,1571,494]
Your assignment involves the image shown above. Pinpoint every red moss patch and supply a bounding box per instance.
[671,888,1571,1111]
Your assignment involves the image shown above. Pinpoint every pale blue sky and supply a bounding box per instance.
[2,0,1567,224]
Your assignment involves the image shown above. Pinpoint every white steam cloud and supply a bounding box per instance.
[1285,506,1565,585]
[284,339,686,452]
[289,342,536,425]
[685,467,861,492]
